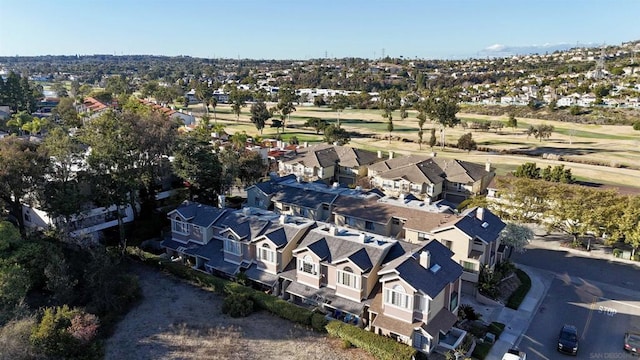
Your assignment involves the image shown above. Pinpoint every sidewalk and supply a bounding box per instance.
[484,264,554,360]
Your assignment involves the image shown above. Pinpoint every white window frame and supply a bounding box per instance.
[385,284,411,309]
[336,267,359,289]
[172,218,189,235]
[258,243,276,264]
[298,255,318,275]
[224,236,242,255]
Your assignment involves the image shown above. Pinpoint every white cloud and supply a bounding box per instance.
[485,44,506,52]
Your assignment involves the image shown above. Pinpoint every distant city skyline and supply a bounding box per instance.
[1,0,639,60]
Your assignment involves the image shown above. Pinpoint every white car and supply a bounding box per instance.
[502,348,526,360]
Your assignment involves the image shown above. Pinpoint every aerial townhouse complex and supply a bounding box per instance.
[161,149,505,355]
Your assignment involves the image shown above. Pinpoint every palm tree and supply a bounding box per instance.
[22,117,49,135]
[6,111,31,135]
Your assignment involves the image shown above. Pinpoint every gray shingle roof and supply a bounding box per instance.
[367,154,431,173]
[296,227,395,275]
[169,202,227,227]
[219,213,273,240]
[271,186,338,208]
[382,240,463,298]
[252,174,297,196]
[376,158,446,185]
[436,207,505,243]
[333,195,454,233]
[282,144,380,169]
[432,158,489,184]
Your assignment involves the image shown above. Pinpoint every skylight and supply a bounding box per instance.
[430,264,441,274]
[481,222,489,228]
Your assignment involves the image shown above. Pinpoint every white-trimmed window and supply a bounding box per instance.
[337,267,359,289]
[258,243,276,263]
[224,235,242,255]
[385,284,411,309]
[172,217,189,235]
[298,255,317,275]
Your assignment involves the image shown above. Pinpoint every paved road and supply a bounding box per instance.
[512,246,639,290]
[519,277,639,359]
[513,246,640,360]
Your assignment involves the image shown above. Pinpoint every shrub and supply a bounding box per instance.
[458,304,480,321]
[0,316,38,360]
[506,269,532,309]
[488,322,505,337]
[342,339,352,349]
[472,341,491,360]
[221,293,255,318]
[311,312,329,332]
[326,321,416,360]
[30,306,102,359]
[634,122,640,131]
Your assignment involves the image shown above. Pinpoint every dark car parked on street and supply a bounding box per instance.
[624,331,640,355]
[557,324,579,355]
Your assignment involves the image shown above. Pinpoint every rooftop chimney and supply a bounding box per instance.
[279,214,288,225]
[485,161,491,172]
[377,150,382,158]
[359,233,367,242]
[419,250,431,269]
[476,207,485,221]
[329,225,337,236]
[388,151,394,160]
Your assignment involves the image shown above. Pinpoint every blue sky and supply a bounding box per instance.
[1,0,639,60]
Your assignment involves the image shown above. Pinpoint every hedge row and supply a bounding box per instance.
[126,247,327,331]
[506,269,532,310]
[326,321,416,360]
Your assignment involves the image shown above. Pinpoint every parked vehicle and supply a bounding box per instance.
[624,331,640,355]
[557,324,579,355]
[502,348,526,360]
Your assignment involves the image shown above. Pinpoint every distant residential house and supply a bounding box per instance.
[429,207,505,294]
[557,96,577,107]
[278,144,381,185]
[23,203,135,241]
[81,97,109,113]
[369,240,464,354]
[368,155,494,203]
[577,94,597,107]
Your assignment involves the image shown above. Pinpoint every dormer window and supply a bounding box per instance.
[337,266,358,289]
[172,216,189,235]
[298,255,317,275]
[385,284,410,309]
[258,243,276,263]
[223,235,242,255]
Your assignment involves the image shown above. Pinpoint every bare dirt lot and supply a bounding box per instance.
[104,264,375,360]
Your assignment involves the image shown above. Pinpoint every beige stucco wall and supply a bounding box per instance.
[254,239,278,274]
[295,250,321,288]
[428,290,446,322]
[334,262,365,301]
[381,279,414,323]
